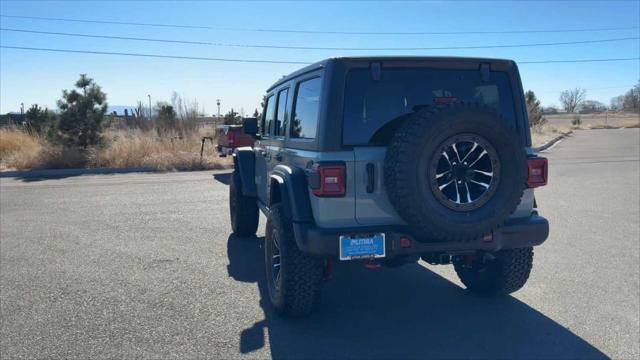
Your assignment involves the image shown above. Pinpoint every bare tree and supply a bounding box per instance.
[559,88,586,113]
[622,81,640,112]
[610,95,625,111]
[169,91,200,135]
[580,100,607,113]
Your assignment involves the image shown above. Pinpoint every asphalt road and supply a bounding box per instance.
[1,128,638,359]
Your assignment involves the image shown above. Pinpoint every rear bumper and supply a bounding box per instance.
[292,215,549,258]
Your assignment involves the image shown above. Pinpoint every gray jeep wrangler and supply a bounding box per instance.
[229,56,549,317]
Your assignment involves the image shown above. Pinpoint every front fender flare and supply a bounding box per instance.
[233,147,256,197]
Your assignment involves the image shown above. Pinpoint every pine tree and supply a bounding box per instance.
[223,108,241,125]
[525,90,547,131]
[56,74,108,148]
[24,104,54,135]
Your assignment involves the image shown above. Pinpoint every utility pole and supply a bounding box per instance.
[215,99,221,128]
[20,102,24,115]
[147,94,152,120]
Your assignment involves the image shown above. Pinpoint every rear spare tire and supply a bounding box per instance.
[384,103,527,242]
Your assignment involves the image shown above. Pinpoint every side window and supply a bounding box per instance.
[275,88,289,137]
[263,95,276,136]
[291,77,321,139]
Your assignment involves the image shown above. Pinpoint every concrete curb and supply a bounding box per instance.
[533,130,573,153]
[0,166,160,179]
[0,165,235,179]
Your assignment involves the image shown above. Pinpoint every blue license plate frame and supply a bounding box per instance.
[339,233,386,261]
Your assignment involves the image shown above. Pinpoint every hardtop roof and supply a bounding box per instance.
[266,56,516,92]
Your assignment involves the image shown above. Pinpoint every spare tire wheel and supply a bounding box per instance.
[384,103,527,242]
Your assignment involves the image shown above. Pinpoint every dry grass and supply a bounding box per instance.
[0,128,231,171]
[530,124,572,148]
[92,129,231,171]
[546,112,639,130]
[530,111,639,147]
[0,128,50,170]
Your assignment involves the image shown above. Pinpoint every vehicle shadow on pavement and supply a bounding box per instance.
[7,173,87,182]
[213,172,231,186]
[226,234,606,359]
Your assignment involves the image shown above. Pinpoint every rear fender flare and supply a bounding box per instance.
[269,165,314,224]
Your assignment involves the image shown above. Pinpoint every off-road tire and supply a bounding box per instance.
[229,171,259,236]
[265,204,324,317]
[384,102,528,242]
[454,247,534,295]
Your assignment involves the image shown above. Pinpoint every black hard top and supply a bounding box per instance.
[267,56,516,92]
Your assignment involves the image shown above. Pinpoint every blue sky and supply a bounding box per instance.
[1,0,639,114]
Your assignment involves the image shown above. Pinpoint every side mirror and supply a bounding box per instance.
[243,117,258,136]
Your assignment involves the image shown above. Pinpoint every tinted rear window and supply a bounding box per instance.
[343,68,516,145]
[275,88,289,137]
[263,95,276,136]
[291,77,321,139]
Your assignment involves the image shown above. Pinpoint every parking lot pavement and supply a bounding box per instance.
[1,128,638,359]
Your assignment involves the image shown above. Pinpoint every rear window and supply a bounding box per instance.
[343,68,516,145]
[263,95,276,136]
[275,88,289,137]
[291,77,321,139]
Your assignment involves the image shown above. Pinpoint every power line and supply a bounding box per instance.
[0,46,310,64]
[1,28,212,45]
[519,57,640,64]
[0,14,209,29]
[234,26,640,36]
[1,45,639,65]
[1,14,638,35]
[2,27,638,51]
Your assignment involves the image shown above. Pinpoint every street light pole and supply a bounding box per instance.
[215,99,221,128]
[147,94,152,120]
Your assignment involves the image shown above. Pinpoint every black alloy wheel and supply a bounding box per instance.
[429,133,501,211]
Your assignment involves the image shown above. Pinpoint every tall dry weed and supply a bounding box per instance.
[0,127,230,171]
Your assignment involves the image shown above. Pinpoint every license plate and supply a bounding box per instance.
[339,233,386,261]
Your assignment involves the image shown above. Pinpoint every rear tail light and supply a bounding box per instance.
[228,130,236,144]
[527,156,548,188]
[311,163,346,197]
